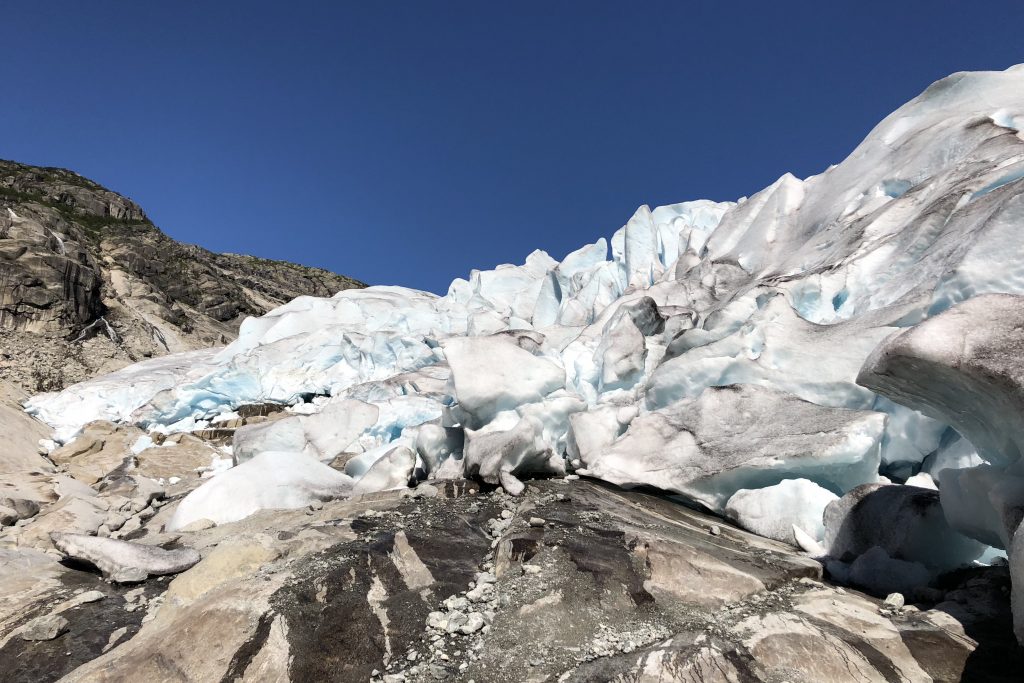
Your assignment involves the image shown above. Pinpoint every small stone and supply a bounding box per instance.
[445,611,469,633]
[444,596,470,612]
[407,651,418,662]
[72,590,106,605]
[528,517,546,528]
[426,611,448,630]
[309,500,324,511]
[499,509,513,520]
[709,525,721,536]
[413,483,439,499]
[20,614,69,641]
[116,516,142,537]
[466,584,492,603]
[459,612,485,634]
[522,564,542,575]
[883,592,905,610]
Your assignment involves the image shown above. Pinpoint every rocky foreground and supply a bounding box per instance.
[1,472,1019,683]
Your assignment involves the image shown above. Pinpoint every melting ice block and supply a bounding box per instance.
[167,451,353,530]
[579,385,884,511]
[724,478,838,544]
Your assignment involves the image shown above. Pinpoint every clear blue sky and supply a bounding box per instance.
[2,2,1022,293]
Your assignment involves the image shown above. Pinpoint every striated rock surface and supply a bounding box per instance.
[0,479,1018,682]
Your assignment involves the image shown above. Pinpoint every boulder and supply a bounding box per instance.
[823,484,985,576]
[50,532,201,582]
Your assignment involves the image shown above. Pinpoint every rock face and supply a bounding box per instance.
[0,158,364,391]
[2,479,1019,682]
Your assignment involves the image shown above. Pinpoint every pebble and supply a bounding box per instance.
[426,611,448,630]
[444,596,470,612]
[445,611,469,633]
[20,614,69,641]
[459,612,486,634]
[529,517,546,527]
[466,584,491,603]
[883,592,905,610]
[709,525,721,536]
[72,590,106,605]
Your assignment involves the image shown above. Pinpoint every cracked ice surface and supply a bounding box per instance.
[24,66,1024,583]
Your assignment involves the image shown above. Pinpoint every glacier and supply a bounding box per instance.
[23,64,1024,641]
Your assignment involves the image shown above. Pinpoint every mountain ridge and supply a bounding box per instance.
[0,157,364,391]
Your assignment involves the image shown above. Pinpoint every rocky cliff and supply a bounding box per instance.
[0,158,364,391]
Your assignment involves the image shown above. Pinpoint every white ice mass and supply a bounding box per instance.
[23,65,1024,640]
